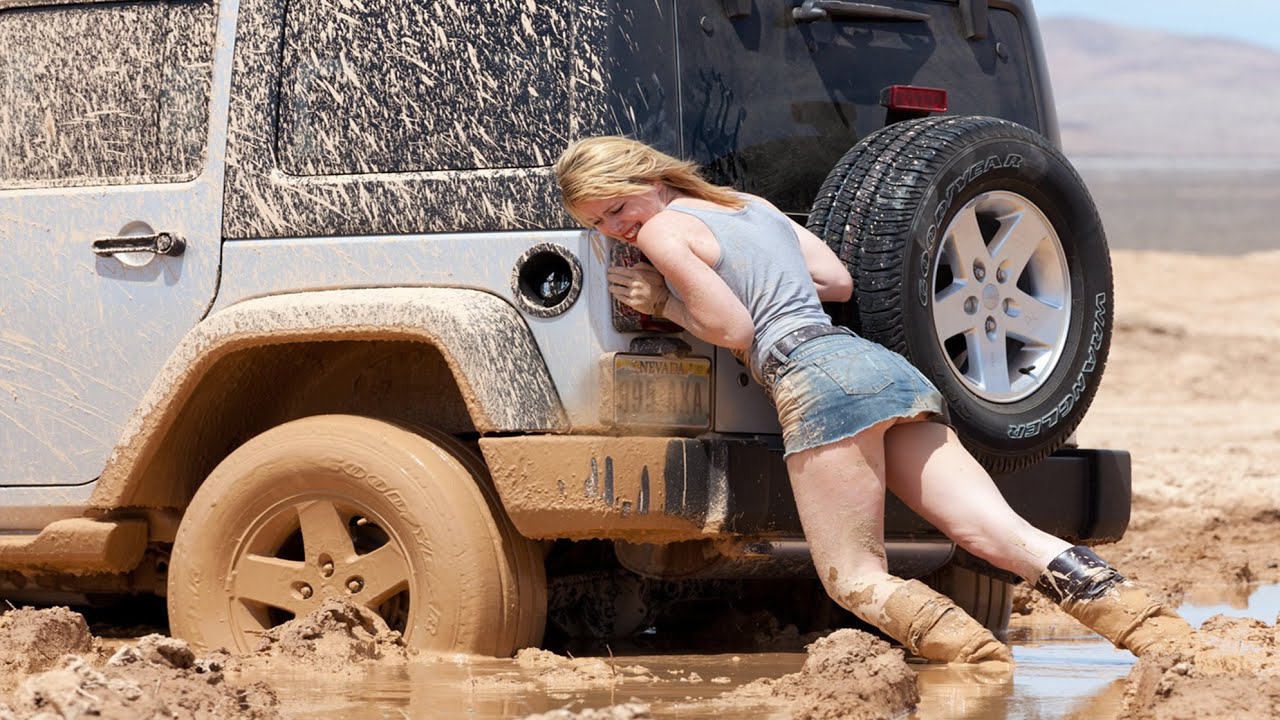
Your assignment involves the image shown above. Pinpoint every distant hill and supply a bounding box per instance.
[1040,17,1280,159]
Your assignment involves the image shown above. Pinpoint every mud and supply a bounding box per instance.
[0,609,278,720]
[1118,615,1280,719]
[713,629,918,720]
[243,599,410,674]
[0,606,94,692]
[1008,248,1280,715]
[877,579,1012,665]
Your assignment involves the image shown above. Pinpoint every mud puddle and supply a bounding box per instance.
[236,583,1279,720]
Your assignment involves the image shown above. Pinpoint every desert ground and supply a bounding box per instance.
[2,170,1278,719]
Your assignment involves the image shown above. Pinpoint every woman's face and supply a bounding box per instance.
[574,181,668,243]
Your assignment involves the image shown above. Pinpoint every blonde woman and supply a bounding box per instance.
[555,135,1192,663]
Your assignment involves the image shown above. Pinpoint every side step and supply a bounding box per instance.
[0,518,147,574]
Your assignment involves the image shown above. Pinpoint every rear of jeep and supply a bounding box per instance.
[0,0,1127,655]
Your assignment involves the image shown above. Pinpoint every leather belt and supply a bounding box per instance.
[759,324,854,384]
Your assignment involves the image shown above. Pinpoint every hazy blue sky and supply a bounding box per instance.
[1033,0,1280,50]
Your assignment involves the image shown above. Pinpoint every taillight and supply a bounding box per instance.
[880,85,948,114]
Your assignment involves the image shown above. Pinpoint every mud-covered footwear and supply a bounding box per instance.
[877,579,1013,665]
[1035,546,1194,656]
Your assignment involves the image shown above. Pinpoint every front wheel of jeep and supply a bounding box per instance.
[167,414,545,656]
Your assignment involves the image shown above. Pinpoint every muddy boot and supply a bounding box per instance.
[1034,546,1194,656]
[877,579,1012,665]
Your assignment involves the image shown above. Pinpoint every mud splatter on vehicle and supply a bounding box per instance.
[3,0,1129,679]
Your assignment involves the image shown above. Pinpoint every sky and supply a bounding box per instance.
[1033,0,1280,51]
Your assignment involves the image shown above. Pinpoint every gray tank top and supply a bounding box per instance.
[664,197,833,380]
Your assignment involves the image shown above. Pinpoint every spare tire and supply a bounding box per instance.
[807,116,1113,474]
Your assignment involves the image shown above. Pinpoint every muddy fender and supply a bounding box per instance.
[92,288,565,507]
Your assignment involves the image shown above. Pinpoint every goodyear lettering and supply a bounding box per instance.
[364,474,435,560]
[1007,293,1107,439]
[917,154,1023,307]
[362,471,443,629]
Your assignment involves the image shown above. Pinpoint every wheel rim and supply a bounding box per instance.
[227,494,413,644]
[930,190,1071,403]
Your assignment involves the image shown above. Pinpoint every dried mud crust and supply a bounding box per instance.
[503,629,919,720]
[0,609,279,720]
[0,600,425,718]
[707,629,919,720]
[1117,615,1280,720]
[0,607,94,690]
[244,598,409,673]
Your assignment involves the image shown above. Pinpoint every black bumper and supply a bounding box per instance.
[714,441,1131,544]
[482,435,1130,546]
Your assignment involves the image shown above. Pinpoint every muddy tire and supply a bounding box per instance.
[167,415,546,656]
[924,565,1012,635]
[808,116,1113,474]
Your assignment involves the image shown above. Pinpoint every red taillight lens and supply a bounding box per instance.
[880,85,948,113]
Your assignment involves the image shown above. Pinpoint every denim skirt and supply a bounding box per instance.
[763,333,944,458]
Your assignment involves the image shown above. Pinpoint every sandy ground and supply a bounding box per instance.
[2,248,1278,719]
[1006,249,1280,718]
[1018,250,1280,604]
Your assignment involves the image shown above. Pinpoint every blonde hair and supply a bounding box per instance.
[555,136,745,226]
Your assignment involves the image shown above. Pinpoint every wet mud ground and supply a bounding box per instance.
[218,583,1276,719]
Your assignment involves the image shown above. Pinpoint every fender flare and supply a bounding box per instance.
[91,287,566,507]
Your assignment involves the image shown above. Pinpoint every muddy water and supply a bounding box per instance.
[251,584,1280,720]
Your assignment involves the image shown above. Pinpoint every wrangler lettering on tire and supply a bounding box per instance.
[808,116,1114,474]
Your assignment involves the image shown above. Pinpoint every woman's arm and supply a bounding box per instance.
[789,218,854,302]
[622,212,755,349]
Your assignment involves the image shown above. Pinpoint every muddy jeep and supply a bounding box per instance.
[0,0,1128,654]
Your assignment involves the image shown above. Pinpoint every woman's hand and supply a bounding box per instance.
[607,261,670,316]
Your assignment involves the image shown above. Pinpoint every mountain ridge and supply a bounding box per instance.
[1040,17,1280,158]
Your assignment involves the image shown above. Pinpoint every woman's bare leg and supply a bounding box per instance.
[788,420,1010,664]
[786,420,893,587]
[884,419,1193,655]
[882,420,1069,580]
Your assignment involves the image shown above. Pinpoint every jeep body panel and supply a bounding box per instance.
[211,233,741,432]
[676,0,1053,213]
[0,0,236,486]
[87,287,566,509]
[220,0,680,240]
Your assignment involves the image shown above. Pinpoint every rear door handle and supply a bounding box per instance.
[92,232,186,258]
[793,1,930,23]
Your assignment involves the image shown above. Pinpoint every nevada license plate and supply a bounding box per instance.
[612,354,712,429]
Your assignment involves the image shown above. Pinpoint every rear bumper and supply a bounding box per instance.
[479,436,1130,545]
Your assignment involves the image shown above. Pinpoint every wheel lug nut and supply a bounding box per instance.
[985,317,997,333]
[347,578,364,594]
[963,297,978,314]
[996,268,1008,283]
[299,584,313,599]
[321,561,335,577]
[973,262,986,281]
